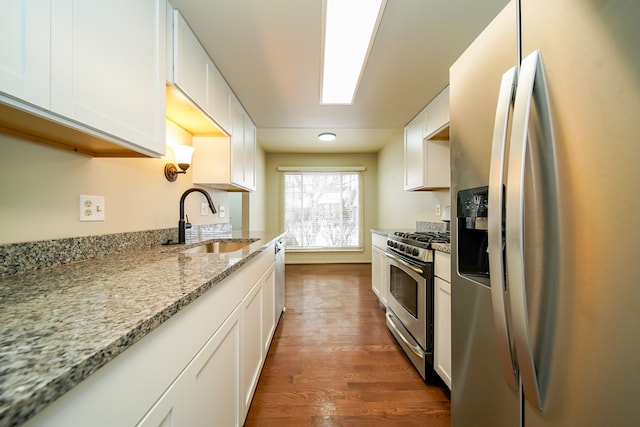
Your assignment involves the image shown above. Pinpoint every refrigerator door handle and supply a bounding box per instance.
[488,65,518,390]
[506,49,552,411]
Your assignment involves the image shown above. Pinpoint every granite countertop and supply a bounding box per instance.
[0,231,283,426]
[431,242,451,254]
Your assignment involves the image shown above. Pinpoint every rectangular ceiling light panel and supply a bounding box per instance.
[321,0,386,105]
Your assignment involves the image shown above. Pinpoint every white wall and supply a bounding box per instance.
[0,122,232,245]
[376,132,451,229]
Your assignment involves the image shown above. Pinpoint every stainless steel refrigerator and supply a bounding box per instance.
[450,1,640,426]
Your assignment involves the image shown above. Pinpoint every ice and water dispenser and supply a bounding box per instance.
[457,186,492,286]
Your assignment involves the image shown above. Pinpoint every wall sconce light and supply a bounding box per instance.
[164,145,195,182]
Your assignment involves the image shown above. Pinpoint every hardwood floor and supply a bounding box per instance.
[244,263,451,426]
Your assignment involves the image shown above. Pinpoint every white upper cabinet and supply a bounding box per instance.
[0,0,166,157]
[51,0,166,156]
[242,113,257,191]
[404,86,450,191]
[424,86,450,140]
[231,99,246,186]
[192,97,257,192]
[169,6,257,191]
[0,0,51,110]
[404,110,427,190]
[173,11,209,113]
[171,10,230,136]
[208,62,232,133]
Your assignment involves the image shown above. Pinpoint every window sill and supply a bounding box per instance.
[286,247,364,253]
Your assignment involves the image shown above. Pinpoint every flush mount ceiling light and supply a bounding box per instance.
[321,0,386,105]
[318,132,337,142]
[164,145,195,182]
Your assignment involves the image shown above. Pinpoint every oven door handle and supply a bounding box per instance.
[384,252,424,275]
[386,311,424,359]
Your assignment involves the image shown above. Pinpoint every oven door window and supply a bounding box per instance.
[389,264,418,318]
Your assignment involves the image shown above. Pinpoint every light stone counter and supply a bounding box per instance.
[0,231,283,426]
[432,242,451,254]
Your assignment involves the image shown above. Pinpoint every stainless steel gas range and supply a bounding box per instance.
[384,231,450,383]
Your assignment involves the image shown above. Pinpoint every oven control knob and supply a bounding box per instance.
[412,248,419,256]
[405,246,412,254]
[398,244,405,252]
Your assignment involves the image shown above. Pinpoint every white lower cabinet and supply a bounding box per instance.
[136,372,187,427]
[434,251,452,389]
[186,305,242,426]
[371,232,388,306]
[241,264,276,420]
[261,267,276,355]
[138,304,242,427]
[242,280,264,417]
[24,244,277,427]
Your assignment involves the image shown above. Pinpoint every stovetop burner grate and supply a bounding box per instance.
[393,231,450,244]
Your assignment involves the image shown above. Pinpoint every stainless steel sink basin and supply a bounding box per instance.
[182,239,256,254]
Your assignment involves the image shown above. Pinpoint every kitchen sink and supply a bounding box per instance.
[181,239,256,254]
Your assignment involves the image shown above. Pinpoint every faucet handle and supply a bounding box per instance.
[185,215,192,229]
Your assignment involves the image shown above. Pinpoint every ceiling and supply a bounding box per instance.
[169,0,509,153]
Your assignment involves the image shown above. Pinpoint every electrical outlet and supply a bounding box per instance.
[201,202,209,216]
[436,204,441,216]
[79,195,105,221]
[219,205,226,218]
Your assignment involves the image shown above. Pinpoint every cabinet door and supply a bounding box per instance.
[241,281,263,417]
[371,246,387,306]
[173,11,208,112]
[243,116,257,191]
[424,86,450,139]
[208,63,231,133]
[51,0,165,156]
[434,276,452,388]
[262,267,276,354]
[185,306,242,427]
[230,99,246,186]
[404,111,426,190]
[136,375,186,427]
[0,0,51,109]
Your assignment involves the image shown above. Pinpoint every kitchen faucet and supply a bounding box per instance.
[178,188,217,244]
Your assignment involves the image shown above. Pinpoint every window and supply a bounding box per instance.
[282,170,362,250]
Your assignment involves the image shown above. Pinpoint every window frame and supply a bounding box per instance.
[279,168,364,252]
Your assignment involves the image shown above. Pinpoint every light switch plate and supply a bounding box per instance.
[219,205,226,218]
[79,195,105,221]
[201,202,209,216]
